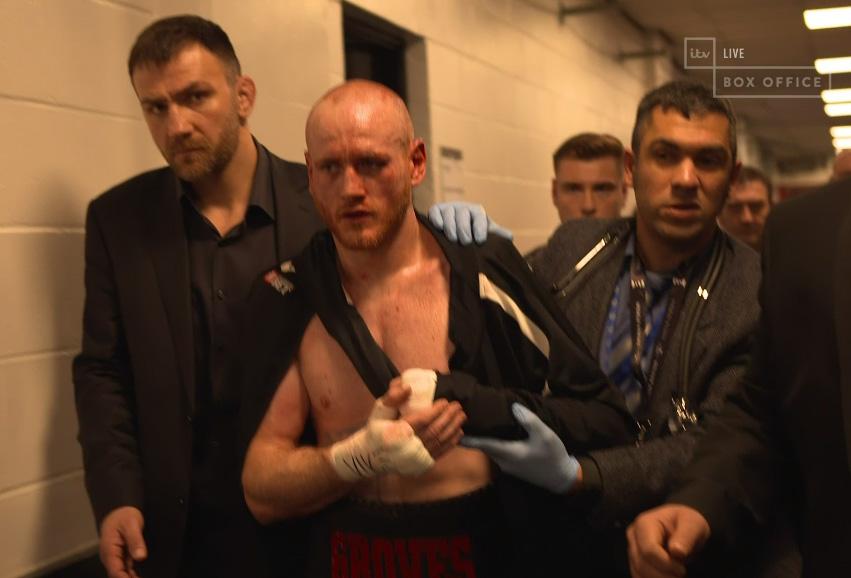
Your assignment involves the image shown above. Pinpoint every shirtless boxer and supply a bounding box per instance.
[241,80,632,578]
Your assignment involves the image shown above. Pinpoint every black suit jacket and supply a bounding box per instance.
[670,180,851,577]
[72,146,324,577]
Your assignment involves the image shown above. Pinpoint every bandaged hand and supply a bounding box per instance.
[398,368,437,416]
[389,370,466,460]
[329,399,434,481]
[461,403,580,494]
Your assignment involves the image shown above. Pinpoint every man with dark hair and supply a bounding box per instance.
[718,166,773,251]
[550,132,629,222]
[127,14,242,79]
[628,174,851,578]
[73,15,486,578]
[630,81,738,160]
[470,80,794,576]
[73,14,323,578]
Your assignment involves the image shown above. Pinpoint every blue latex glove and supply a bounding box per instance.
[461,403,580,494]
[427,202,514,245]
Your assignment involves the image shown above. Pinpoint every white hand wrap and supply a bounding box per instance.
[329,400,434,481]
[399,369,437,416]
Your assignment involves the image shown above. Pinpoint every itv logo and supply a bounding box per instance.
[684,37,715,69]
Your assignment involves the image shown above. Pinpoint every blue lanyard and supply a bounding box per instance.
[628,257,688,403]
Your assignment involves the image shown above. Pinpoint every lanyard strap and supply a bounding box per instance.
[628,257,688,402]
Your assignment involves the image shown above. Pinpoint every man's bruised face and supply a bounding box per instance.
[305,90,426,251]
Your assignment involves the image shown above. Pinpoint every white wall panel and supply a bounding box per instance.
[0,100,160,228]
[213,0,344,156]
[0,354,80,494]
[0,473,95,578]
[106,0,155,12]
[0,0,150,117]
[0,234,84,359]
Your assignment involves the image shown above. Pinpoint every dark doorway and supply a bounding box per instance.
[343,3,408,101]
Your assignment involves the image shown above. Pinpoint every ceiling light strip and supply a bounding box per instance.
[823,88,851,103]
[804,6,851,30]
[830,126,851,138]
[827,102,851,117]
[816,56,851,75]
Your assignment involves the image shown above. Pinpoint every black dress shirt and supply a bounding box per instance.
[179,143,278,514]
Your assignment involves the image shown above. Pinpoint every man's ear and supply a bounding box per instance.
[722,160,742,204]
[623,149,635,188]
[551,179,559,207]
[235,75,257,122]
[729,160,742,185]
[304,151,315,197]
[410,139,427,186]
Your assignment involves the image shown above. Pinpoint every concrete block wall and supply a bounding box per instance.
[0,0,162,575]
[0,0,682,575]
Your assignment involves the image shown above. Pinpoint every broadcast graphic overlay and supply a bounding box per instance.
[685,37,831,98]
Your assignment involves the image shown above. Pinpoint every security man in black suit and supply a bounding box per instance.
[628,178,851,578]
[72,15,329,578]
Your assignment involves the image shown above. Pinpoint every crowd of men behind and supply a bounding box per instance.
[70,13,851,578]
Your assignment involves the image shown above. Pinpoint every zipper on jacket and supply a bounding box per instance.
[552,225,628,299]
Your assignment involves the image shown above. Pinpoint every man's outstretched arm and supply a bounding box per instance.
[243,360,355,523]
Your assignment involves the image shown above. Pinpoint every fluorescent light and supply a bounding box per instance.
[833,137,851,149]
[804,6,851,30]
[831,126,851,138]
[816,56,851,74]
[826,103,851,116]
[823,88,851,103]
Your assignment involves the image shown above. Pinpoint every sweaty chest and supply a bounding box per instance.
[358,275,454,372]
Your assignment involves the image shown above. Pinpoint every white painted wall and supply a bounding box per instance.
[0,1,683,575]
[0,0,160,575]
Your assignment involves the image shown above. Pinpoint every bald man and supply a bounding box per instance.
[239,80,632,578]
